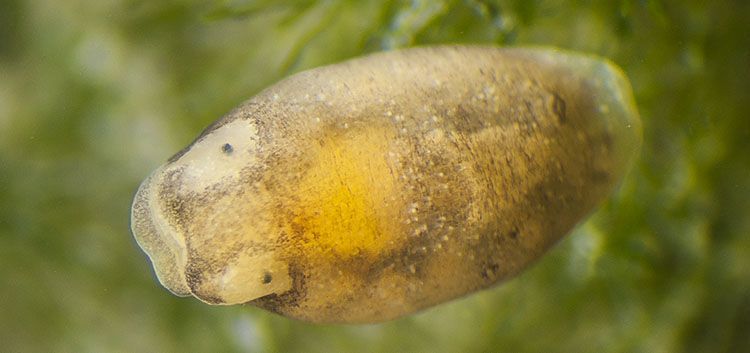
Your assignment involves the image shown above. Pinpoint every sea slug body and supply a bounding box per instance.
[131,45,641,323]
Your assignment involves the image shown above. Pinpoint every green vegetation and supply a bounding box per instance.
[1,0,748,352]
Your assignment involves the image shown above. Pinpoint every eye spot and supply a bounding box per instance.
[262,272,273,284]
[221,143,234,154]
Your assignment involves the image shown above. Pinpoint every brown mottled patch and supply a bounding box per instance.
[449,104,487,134]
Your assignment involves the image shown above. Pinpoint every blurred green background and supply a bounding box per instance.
[1,0,749,352]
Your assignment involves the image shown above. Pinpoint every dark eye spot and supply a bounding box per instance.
[221,143,234,154]
[262,272,273,284]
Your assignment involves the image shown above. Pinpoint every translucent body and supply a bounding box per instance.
[130,46,641,323]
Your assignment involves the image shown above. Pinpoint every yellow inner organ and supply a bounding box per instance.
[292,128,401,258]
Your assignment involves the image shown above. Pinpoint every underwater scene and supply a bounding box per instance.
[1,1,749,352]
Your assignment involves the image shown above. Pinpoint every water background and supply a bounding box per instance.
[1,1,749,352]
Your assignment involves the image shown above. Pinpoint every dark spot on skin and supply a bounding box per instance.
[250,261,307,310]
[165,104,261,163]
[262,272,273,284]
[450,104,485,134]
[552,93,567,124]
[481,262,500,281]
[524,100,536,121]
[222,143,234,154]
[591,169,612,183]
[509,227,519,240]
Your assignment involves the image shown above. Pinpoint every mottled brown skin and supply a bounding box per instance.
[131,46,641,323]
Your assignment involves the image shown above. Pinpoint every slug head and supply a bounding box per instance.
[130,119,292,305]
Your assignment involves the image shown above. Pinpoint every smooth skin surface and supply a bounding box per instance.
[131,45,641,323]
